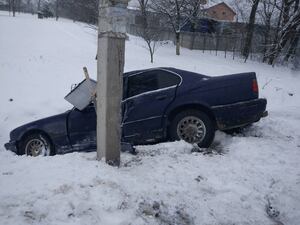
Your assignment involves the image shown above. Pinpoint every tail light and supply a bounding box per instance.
[252,79,258,93]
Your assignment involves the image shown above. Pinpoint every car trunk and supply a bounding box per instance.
[188,72,259,106]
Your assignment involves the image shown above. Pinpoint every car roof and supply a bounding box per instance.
[124,67,210,79]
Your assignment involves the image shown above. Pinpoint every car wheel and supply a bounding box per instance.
[169,110,215,148]
[20,133,53,156]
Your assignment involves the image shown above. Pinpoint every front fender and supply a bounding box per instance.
[9,112,71,154]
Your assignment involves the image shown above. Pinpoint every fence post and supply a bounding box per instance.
[202,34,206,53]
[215,34,219,56]
[233,36,236,60]
[224,36,227,58]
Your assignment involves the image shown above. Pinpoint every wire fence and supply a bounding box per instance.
[127,24,267,60]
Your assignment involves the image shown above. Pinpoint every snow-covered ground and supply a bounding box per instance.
[1,11,300,225]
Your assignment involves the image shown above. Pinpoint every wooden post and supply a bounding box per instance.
[233,36,236,60]
[209,35,212,54]
[224,36,227,58]
[202,34,206,53]
[96,0,128,166]
[215,34,219,56]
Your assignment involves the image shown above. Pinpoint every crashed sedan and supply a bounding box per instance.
[5,68,267,156]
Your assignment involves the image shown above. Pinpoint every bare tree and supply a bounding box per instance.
[268,9,300,64]
[25,0,34,14]
[231,0,252,22]
[6,0,11,15]
[284,0,300,61]
[37,0,41,11]
[12,0,16,16]
[188,0,206,49]
[267,0,300,65]
[137,0,159,63]
[76,0,98,24]
[16,0,21,13]
[259,0,277,62]
[292,39,300,70]
[285,31,300,62]
[242,0,260,61]
[56,0,99,24]
[55,0,59,20]
[188,0,205,32]
[151,0,202,55]
[72,0,76,22]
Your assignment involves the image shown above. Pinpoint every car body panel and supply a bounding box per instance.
[4,140,18,154]
[8,112,71,154]
[67,106,97,152]
[5,68,267,154]
[212,98,267,130]
[121,68,182,144]
[175,72,258,106]
[122,86,177,143]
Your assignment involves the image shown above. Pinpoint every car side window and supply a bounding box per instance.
[127,72,158,97]
[157,70,181,88]
[127,70,181,98]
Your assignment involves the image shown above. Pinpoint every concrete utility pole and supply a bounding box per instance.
[96,0,129,166]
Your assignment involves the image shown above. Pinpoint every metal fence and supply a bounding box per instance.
[127,24,266,59]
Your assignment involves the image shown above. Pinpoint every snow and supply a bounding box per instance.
[1,11,300,225]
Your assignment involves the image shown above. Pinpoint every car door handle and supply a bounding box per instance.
[156,95,168,100]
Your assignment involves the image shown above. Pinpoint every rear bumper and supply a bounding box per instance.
[4,140,18,154]
[212,98,267,130]
[262,110,268,118]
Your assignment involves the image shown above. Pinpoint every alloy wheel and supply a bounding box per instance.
[176,116,206,143]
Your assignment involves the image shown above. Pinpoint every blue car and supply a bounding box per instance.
[5,68,267,156]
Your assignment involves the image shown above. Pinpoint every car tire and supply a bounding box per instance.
[19,133,53,156]
[169,110,215,148]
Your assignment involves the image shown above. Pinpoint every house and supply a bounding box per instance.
[205,2,236,22]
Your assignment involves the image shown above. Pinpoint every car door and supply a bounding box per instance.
[67,104,96,151]
[122,69,181,144]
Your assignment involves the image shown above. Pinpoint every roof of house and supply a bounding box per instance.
[206,2,237,15]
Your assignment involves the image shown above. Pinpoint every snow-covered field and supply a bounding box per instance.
[1,11,300,225]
